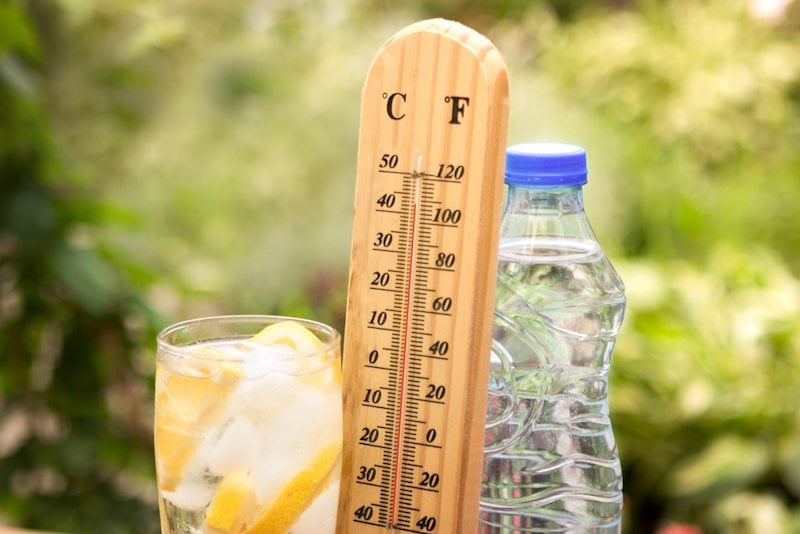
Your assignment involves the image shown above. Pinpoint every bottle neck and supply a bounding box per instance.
[500,185,597,241]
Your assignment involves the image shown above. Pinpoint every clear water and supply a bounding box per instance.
[481,237,626,533]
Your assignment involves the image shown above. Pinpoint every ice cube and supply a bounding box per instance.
[160,475,215,511]
[249,456,290,507]
[227,369,295,420]
[207,416,260,475]
[289,476,340,534]
[240,343,296,379]
[248,382,340,503]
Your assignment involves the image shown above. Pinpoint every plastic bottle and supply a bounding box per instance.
[480,143,626,533]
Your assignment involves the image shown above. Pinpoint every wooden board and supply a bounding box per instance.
[337,18,509,534]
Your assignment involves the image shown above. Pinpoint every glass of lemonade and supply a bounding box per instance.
[154,315,342,534]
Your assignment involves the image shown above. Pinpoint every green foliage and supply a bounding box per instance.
[2,0,799,532]
[614,246,800,531]
[534,0,800,263]
[43,0,379,324]
[1,2,162,531]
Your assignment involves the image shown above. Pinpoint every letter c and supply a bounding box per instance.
[386,92,406,120]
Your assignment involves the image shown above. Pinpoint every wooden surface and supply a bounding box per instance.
[337,18,508,533]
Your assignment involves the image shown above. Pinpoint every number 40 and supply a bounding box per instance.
[416,515,437,531]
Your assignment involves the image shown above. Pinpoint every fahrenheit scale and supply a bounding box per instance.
[337,19,509,533]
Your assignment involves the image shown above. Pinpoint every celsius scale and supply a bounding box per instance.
[337,19,509,533]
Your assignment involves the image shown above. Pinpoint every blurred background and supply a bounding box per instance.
[1,0,799,532]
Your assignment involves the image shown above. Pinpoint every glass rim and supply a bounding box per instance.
[156,314,341,362]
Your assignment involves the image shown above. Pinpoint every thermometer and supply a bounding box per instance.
[338,18,509,533]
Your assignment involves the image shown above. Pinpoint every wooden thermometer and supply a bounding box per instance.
[338,19,509,533]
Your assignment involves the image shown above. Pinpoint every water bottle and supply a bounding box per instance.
[480,143,626,533]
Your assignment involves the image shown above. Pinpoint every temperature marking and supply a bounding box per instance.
[392,182,418,525]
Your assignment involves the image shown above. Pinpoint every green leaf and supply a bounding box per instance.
[51,245,122,315]
[663,435,770,499]
[0,2,41,59]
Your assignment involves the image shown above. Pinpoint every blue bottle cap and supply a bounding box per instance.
[504,143,588,187]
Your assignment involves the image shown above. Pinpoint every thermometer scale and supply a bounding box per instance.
[338,19,509,533]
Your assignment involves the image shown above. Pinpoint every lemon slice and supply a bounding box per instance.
[250,321,340,384]
[204,470,255,533]
[250,321,323,352]
[155,347,242,492]
[242,442,341,534]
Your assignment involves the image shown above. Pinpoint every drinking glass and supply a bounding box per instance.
[154,315,342,533]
